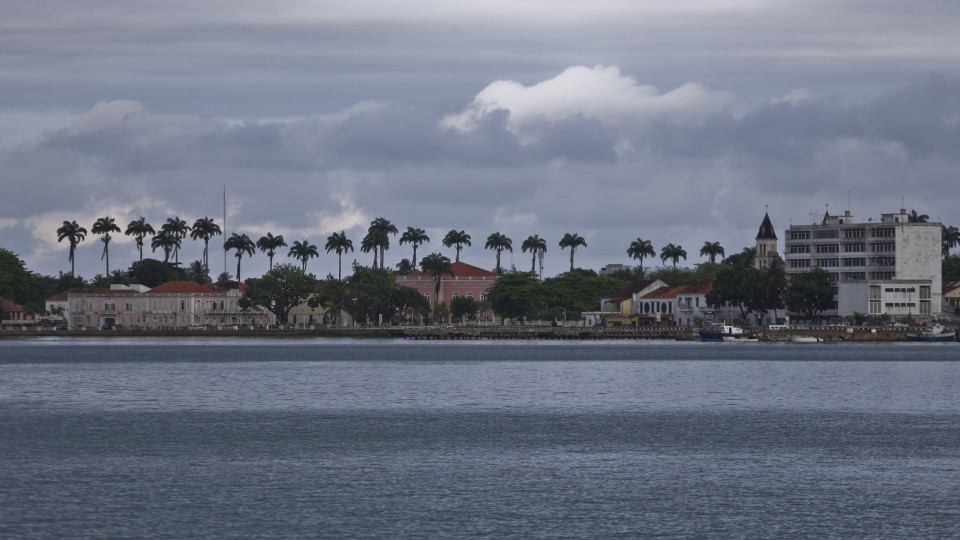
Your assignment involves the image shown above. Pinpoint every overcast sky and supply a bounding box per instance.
[2,0,959,281]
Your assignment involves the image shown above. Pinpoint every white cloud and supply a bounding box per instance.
[441,65,733,139]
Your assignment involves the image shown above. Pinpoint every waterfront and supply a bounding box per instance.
[2,339,960,538]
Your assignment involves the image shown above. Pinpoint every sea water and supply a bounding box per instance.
[2,338,959,538]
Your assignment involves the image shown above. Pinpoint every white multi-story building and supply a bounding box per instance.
[783,209,942,319]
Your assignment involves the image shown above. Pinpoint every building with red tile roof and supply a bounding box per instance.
[397,261,500,322]
[1,297,34,327]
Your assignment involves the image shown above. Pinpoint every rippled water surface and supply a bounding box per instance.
[2,338,960,538]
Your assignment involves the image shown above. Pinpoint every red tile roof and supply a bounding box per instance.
[642,286,687,299]
[605,279,655,300]
[399,261,499,280]
[0,297,24,311]
[677,277,715,295]
[148,281,214,294]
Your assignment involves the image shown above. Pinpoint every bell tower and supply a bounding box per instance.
[755,211,778,269]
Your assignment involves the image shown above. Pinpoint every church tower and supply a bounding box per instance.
[754,212,778,270]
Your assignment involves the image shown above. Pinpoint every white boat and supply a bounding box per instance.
[907,324,956,343]
[790,336,823,343]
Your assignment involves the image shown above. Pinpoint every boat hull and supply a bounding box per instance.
[906,332,956,342]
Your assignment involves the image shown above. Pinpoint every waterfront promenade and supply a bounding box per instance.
[0,326,936,342]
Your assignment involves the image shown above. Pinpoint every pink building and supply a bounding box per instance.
[396,261,499,321]
[62,281,275,329]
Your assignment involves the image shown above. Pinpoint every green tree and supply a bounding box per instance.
[706,264,758,321]
[558,233,587,273]
[419,252,453,321]
[521,234,547,276]
[433,301,450,323]
[943,225,960,258]
[0,248,38,306]
[124,217,155,263]
[346,264,415,324]
[399,227,430,266]
[360,230,383,268]
[944,256,960,282]
[699,241,725,264]
[257,232,287,270]
[161,217,191,265]
[724,247,756,267]
[190,217,222,269]
[287,239,319,272]
[784,268,835,321]
[224,233,256,282]
[485,232,513,273]
[659,243,687,269]
[486,271,549,322]
[627,238,655,275]
[395,258,416,275]
[450,295,480,323]
[187,260,211,284]
[442,230,472,262]
[542,272,627,320]
[56,220,87,276]
[908,209,929,223]
[241,263,317,325]
[309,277,350,326]
[91,216,121,276]
[324,231,354,280]
[127,258,189,288]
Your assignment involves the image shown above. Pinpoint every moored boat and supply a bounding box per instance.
[906,323,956,342]
[698,324,758,342]
[790,335,823,344]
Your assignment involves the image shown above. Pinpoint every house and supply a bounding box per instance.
[61,281,275,329]
[783,209,942,320]
[1,297,34,328]
[396,261,500,322]
[942,281,960,314]
[582,279,667,326]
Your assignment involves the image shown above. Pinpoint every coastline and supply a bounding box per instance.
[0,326,939,342]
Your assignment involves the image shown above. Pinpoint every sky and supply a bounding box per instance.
[2,0,960,281]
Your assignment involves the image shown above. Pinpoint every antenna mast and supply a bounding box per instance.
[223,185,227,276]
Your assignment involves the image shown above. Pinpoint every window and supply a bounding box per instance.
[815,258,839,268]
[871,227,895,238]
[813,229,839,239]
[816,244,839,253]
[789,259,811,268]
[842,258,865,267]
[790,230,811,240]
[843,229,865,239]
[843,243,865,253]
[789,244,811,254]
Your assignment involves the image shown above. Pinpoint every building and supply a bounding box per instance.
[1,297,34,328]
[783,209,942,319]
[61,281,275,329]
[396,261,500,321]
[754,212,779,270]
[583,279,667,326]
[599,263,628,276]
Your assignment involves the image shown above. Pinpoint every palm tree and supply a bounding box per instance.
[399,227,430,265]
[943,225,960,258]
[558,233,587,272]
[368,218,398,269]
[442,230,472,262]
[161,217,190,265]
[660,243,687,269]
[91,216,121,275]
[190,217,222,269]
[257,232,287,270]
[187,260,211,283]
[224,233,255,282]
[420,252,453,321]
[521,234,547,275]
[626,238,655,275]
[395,258,416,275]
[325,231,354,279]
[288,239,319,272]
[56,220,87,276]
[485,232,513,272]
[699,241,725,264]
[360,231,382,268]
[908,209,929,223]
[125,217,155,263]
[151,230,177,263]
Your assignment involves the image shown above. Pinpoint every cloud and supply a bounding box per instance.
[441,65,734,141]
[4,69,960,280]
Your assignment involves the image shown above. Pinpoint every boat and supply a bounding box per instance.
[906,323,956,343]
[790,335,823,344]
[723,335,759,343]
[698,324,758,342]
